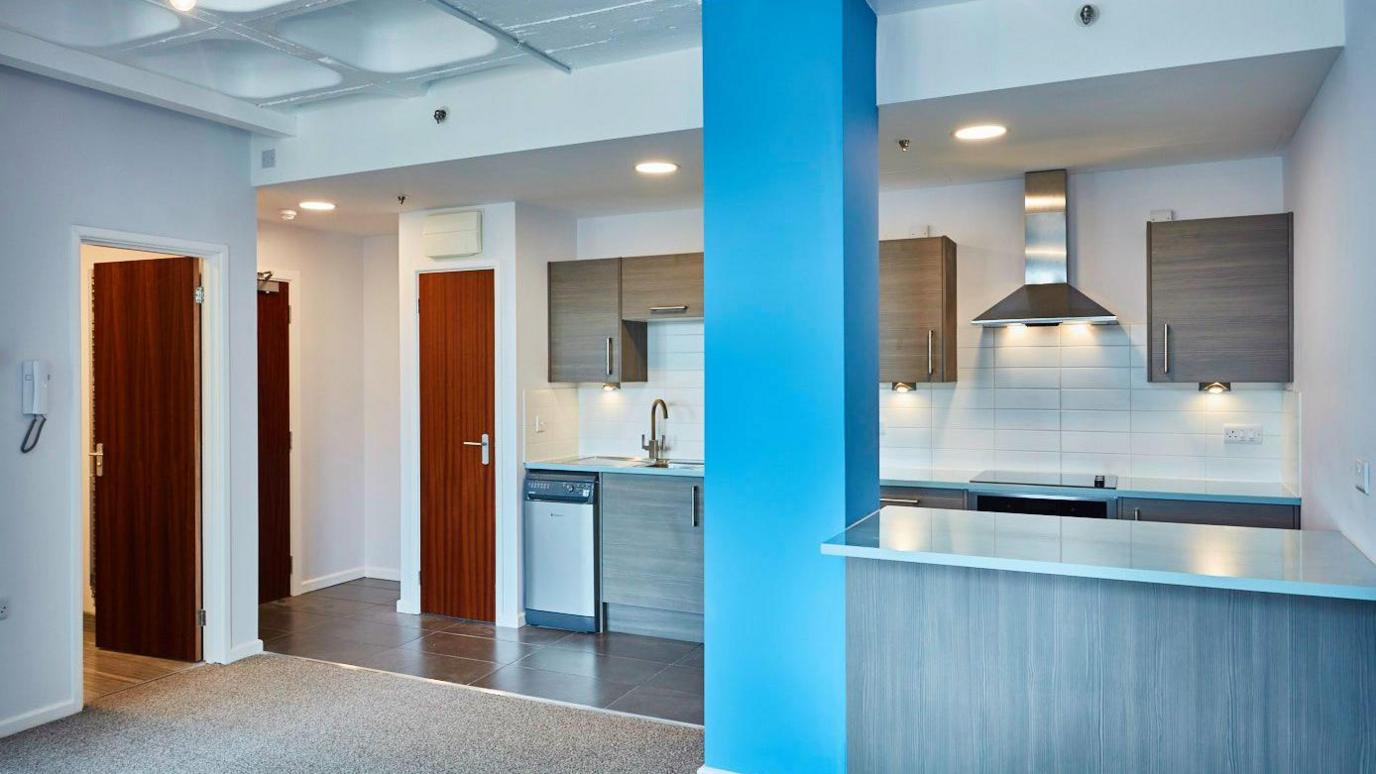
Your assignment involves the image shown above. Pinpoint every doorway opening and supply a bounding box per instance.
[79,244,205,700]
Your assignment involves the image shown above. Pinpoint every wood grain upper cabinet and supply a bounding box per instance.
[879,237,958,383]
[1148,214,1293,383]
[620,253,705,321]
[548,258,647,384]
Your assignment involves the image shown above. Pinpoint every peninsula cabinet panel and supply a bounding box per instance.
[621,253,704,321]
[548,258,647,384]
[880,237,958,384]
[1148,214,1293,383]
[1120,497,1299,530]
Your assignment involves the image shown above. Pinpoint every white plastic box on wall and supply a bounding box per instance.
[423,210,482,258]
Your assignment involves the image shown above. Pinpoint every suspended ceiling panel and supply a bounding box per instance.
[0,0,702,109]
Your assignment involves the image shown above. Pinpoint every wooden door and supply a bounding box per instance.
[419,270,496,620]
[620,253,705,320]
[93,256,201,662]
[548,258,646,383]
[257,281,291,603]
[879,237,957,383]
[1148,214,1293,383]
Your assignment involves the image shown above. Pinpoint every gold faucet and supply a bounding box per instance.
[642,399,670,467]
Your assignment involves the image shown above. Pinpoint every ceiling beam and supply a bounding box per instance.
[0,27,296,137]
[423,0,573,75]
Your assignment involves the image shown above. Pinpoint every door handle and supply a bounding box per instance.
[927,329,935,377]
[605,337,614,377]
[1162,323,1170,374]
[690,484,700,528]
[90,442,104,478]
[462,433,490,466]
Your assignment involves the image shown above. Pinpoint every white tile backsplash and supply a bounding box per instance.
[546,321,1298,486]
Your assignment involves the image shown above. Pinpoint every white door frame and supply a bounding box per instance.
[70,226,233,700]
[401,263,509,622]
[254,267,304,597]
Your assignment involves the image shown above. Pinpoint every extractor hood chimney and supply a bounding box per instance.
[972,169,1117,327]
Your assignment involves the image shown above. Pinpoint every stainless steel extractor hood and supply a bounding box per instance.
[972,170,1117,327]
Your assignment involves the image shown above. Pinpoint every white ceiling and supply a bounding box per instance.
[0,0,702,108]
[259,48,1338,236]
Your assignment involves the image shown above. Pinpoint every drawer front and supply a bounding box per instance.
[601,474,704,613]
[1120,497,1298,530]
[880,485,967,510]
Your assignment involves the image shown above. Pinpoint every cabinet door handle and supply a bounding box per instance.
[1162,323,1170,374]
[880,497,922,507]
[690,484,700,528]
[605,337,614,377]
[650,305,689,314]
[1133,508,1141,521]
[927,330,935,377]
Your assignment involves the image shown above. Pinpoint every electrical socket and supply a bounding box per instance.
[0,596,10,621]
[1223,424,1263,444]
[1356,459,1371,495]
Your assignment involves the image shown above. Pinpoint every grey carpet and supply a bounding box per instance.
[0,654,703,773]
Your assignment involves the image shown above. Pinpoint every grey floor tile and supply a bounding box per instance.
[443,620,570,644]
[264,631,390,668]
[607,685,704,725]
[346,605,456,631]
[645,665,703,696]
[257,605,333,633]
[676,646,704,668]
[407,632,536,664]
[353,578,401,591]
[312,584,400,606]
[549,632,697,664]
[301,619,424,649]
[271,593,380,618]
[362,648,500,685]
[517,647,668,685]
[473,666,636,708]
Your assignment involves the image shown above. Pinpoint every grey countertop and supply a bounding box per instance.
[526,456,704,478]
[822,506,1376,602]
[881,467,1301,505]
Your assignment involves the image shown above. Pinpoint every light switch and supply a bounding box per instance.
[1356,459,1371,495]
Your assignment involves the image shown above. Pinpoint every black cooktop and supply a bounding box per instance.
[970,470,1119,490]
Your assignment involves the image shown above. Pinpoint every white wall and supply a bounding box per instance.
[565,158,1297,482]
[362,234,401,580]
[1284,0,1376,557]
[257,222,371,591]
[0,67,258,736]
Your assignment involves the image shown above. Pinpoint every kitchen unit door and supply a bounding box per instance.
[880,237,958,383]
[1120,497,1298,530]
[1148,214,1293,383]
[600,473,704,642]
[620,252,705,321]
[548,257,647,384]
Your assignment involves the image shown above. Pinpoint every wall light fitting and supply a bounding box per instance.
[1200,382,1231,394]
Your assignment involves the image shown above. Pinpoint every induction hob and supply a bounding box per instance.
[970,470,1119,489]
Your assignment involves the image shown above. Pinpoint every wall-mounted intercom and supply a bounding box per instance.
[20,359,49,453]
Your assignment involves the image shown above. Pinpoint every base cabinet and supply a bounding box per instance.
[1119,497,1299,530]
[600,474,704,642]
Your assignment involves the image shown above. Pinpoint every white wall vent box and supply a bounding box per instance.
[424,211,482,258]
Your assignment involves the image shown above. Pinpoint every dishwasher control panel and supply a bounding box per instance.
[524,474,596,503]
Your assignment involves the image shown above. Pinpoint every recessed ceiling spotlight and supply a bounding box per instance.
[635,161,679,176]
[169,0,196,11]
[953,124,1008,142]
[299,200,336,212]
[279,209,297,221]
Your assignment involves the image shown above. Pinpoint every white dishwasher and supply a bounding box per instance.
[523,472,599,632]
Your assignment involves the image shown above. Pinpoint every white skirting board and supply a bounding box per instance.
[0,698,81,740]
[297,567,367,593]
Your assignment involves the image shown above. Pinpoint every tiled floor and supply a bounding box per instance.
[260,579,704,724]
[83,615,197,702]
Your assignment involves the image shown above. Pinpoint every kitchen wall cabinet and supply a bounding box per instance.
[621,252,704,321]
[880,237,958,383]
[1148,214,1293,383]
[1119,497,1299,530]
[548,258,647,383]
[880,485,967,510]
[600,473,703,642]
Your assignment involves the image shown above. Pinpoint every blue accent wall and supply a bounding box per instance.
[702,0,878,770]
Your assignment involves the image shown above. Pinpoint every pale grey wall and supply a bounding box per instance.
[0,66,258,733]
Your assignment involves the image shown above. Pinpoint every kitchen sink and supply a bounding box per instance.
[568,456,644,467]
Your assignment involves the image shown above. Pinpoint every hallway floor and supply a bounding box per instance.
[260,579,703,724]
[83,615,197,702]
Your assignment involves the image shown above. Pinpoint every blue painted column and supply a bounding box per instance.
[702,1,878,771]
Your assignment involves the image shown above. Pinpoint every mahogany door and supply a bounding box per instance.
[418,270,495,620]
[257,280,291,603]
[93,256,201,662]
